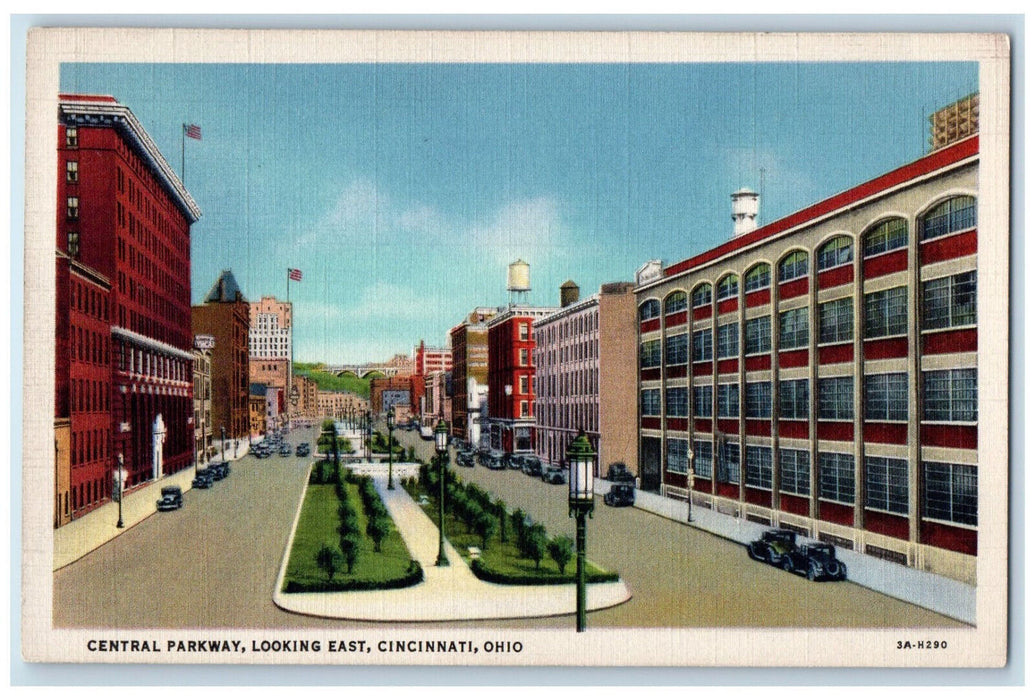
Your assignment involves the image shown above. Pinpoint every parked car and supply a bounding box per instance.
[296,442,310,457]
[746,529,800,567]
[456,449,476,467]
[156,486,183,511]
[541,466,566,484]
[485,451,506,470]
[208,461,229,480]
[606,462,635,483]
[603,482,635,507]
[192,469,213,489]
[779,542,848,581]
[503,453,522,470]
[279,444,293,457]
[521,456,543,477]
[254,446,271,459]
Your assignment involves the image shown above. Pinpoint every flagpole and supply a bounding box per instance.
[287,270,290,303]
[181,123,185,183]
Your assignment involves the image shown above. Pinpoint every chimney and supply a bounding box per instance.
[731,188,760,237]
[560,280,580,307]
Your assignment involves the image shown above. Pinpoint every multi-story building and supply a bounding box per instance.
[635,132,979,584]
[295,374,320,419]
[192,335,214,466]
[370,375,412,416]
[409,340,453,418]
[249,295,292,402]
[317,390,370,421]
[449,307,496,442]
[929,92,978,152]
[192,270,250,441]
[534,281,639,474]
[486,305,557,454]
[421,370,451,425]
[248,384,267,440]
[55,94,200,524]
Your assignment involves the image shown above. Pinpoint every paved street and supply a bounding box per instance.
[54,424,963,630]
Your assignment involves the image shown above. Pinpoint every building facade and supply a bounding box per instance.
[635,134,979,584]
[534,282,639,474]
[317,390,370,421]
[449,307,496,441]
[192,335,214,466]
[486,305,556,454]
[295,374,320,419]
[192,270,250,441]
[248,295,292,403]
[370,375,412,416]
[55,94,201,524]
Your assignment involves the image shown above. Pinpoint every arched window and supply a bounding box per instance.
[817,235,853,271]
[921,195,976,240]
[863,218,908,257]
[664,290,688,315]
[778,251,809,282]
[717,274,739,300]
[691,283,712,307]
[744,263,771,292]
[639,299,661,321]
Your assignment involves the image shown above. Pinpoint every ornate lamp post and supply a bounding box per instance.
[220,425,226,463]
[386,408,396,490]
[567,429,595,632]
[115,452,125,529]
[434,417,450,567]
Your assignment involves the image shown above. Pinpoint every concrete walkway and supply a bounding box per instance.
[604,480,976,625]
[273,470,631,621]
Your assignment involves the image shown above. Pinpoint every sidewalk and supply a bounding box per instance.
[273,469,631,621]
[53,442,252,570]
[601,480,976,625]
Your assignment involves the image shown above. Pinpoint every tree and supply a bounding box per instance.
[494,498,508,542]
[523,524,548,569]
[315,543,342,582]
[367,516,390,552]
[511,508,528,548]
[474,511,498,550]
[339,532,361,574]
[548,535,574,575]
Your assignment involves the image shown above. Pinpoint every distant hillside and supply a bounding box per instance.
[294,365,371,398]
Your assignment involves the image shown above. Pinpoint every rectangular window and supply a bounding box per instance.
[693,385,713,418]
[666,438,688,475]
[864,286,908,338]
[865,456,909,514]
[665,387,689,417]
[67,196,79,219]
[864,373,909,421]
[923,368,977,422]
[778,378,809,420]
[716,322,739,359]
[744,446,773,489]
[65,126,78,148]
[744,316,771,355]
[67,231,80,258]
[692,329,712,362]
[518,375,529,395]
[519,401,530,418]
[66,160,79,183]
[640,339,661,369]
[519,348,530,367]
[779,307,809,349]
[717,442,740,484]
[717,383,739,418]
[818,297,853,344]
[693,440,713,479]
[818,376,853,420]
[518,323,529,341]
[923,271,976,330]
[779,449,810,496]
[665,333,688,365]
[641,388,661,416]
[745,381,772,418]
[923,461,977,526]
[818,452,855,504]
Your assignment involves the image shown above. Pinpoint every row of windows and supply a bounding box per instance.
[642,271,976,365]
[71,377,111,414]
[70,428,109,467]
[642,369,976,422]
[72,325,111,367]
[671,437,976,526]
[639,196,977,321]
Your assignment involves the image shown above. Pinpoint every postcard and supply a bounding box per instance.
[21,27,1010,667]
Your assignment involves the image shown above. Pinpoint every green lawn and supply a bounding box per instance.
[282,482,419,592]
[293,365,370,398]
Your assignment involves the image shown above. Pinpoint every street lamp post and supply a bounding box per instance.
[386,409,395,490]
[365,410,372,461]
[115,452,125,529]
[290,385,299,432]
[434,418,450,567]
[687,445,695,523]
[567,429,595,633]
[220,425,226,463]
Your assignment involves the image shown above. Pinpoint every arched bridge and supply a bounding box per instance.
[323,364,405,379]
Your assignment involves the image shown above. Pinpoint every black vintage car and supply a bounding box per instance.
[455,449,476,467]
[746,529,799,566]
[606,462,635,483]
[603,482,635,507]
[192,469,213,489]
[780,542,848,581]
[521,456,543,477]
[156,486,183,512]
[541,466,566,484]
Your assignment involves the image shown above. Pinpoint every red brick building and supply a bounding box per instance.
[55,94,201,523]
[486,306,556,454]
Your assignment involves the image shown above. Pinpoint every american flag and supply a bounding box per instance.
[184,123,202,140]
[288,268,303,282]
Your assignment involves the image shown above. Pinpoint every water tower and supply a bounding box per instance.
[507,259,531,306]
[731,188,760,237]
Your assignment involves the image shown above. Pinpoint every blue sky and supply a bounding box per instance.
[60,61,976,363]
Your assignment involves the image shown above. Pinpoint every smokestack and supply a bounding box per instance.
[560,280,580,307]
[731,188,760,237]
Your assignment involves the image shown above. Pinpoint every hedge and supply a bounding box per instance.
[470,558,619,586]
[283,560,424,593]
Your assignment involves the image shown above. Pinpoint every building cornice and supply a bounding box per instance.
[111,325,194,361]
[59,95,202,223]
[533,293,601,327]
